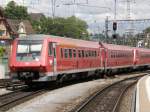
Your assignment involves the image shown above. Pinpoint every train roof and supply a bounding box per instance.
[102,43,150,52]
[17,34,100,48]
[102,43,134,51]
[16,34,150,51]
[135,47,150,52]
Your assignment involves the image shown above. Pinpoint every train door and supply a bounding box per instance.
[48,42,57,74]
[133,49,139,65]
[100,48,107,68]
[52,43,57,73]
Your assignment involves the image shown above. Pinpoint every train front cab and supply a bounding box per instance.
[9,38,51,83]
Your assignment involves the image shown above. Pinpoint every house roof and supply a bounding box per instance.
[7,19,35,34]
[7,19,19,33]
[29,13,44,21]
[21,20,35,34]
[0,7,35,37]
[0,7,15,37]
[0,7,4,17]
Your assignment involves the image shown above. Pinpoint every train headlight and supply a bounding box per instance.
[35,57,39,61]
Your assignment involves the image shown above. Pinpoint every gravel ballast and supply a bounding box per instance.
[6,73,146,112]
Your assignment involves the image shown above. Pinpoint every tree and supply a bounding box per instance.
[144,27,150,34]
[3,1,89,40]
[32,16,89,40]
[4,1,29,20]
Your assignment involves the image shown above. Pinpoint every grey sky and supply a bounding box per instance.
[0,0,150,34]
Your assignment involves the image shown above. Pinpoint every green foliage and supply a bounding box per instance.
[92,33,105,41]
[31,16,89,40]
[144,27,150,34]
[0,47,5,57]
[3,1,89,40]
[4,1,29,20]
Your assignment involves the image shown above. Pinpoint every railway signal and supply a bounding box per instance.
[113,22,117,31]
[112,34,117,39]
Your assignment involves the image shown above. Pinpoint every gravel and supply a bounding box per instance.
[0,88,12,95]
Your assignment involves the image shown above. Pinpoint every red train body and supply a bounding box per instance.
[9,35,150,83]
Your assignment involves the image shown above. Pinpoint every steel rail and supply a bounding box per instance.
[0,88,46,111]
[72,74,146,112]
[112,81,137,112]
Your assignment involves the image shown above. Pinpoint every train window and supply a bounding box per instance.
[91,51,93,57]
[95,51,97,57]
[54,48,56,57]
[90,51,92,57]
[97,51,99,56]
[73,49,76,58]
[61,48,63,58]
[93,51,95,57]
[78,50,81,58]
[64,49,68,58]
[86,51,88,57]
[112,52,114,58]
[48,43,53,56]
[69,49,72,58]
[88,50,91,57]
[82,50,84,58]
[91,51,94,57]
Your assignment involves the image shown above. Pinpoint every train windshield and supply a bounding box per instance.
[16,40,43,61]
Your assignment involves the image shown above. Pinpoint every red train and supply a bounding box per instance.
[9,35,150,84]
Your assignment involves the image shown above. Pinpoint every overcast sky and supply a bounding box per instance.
[1,0,150,34]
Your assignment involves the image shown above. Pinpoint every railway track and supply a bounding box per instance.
[0,72,146,111]
[0,79,11,88]
[0,79,25,89]
[0,87,46,111]
[71,76,143,112]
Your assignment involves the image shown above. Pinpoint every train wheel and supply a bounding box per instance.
[106,69,112,76]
